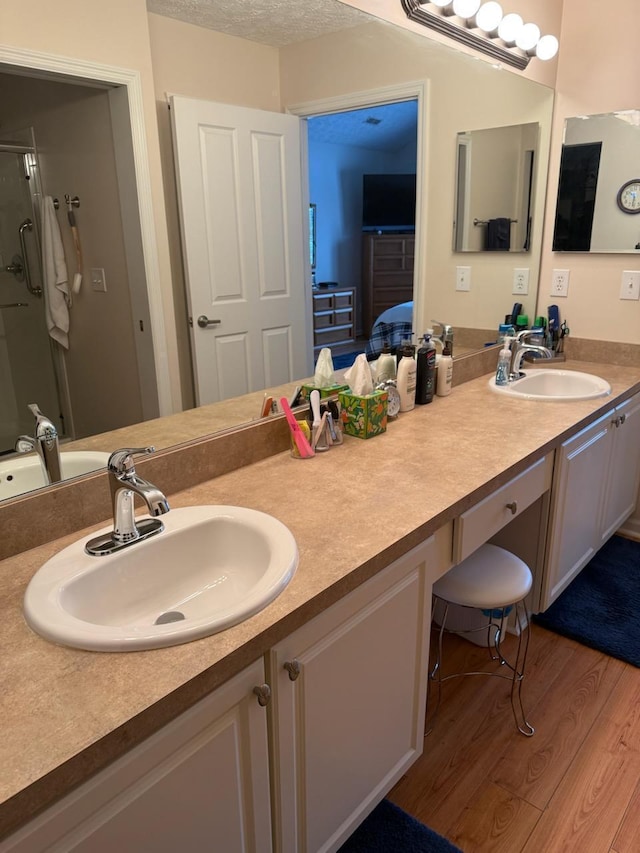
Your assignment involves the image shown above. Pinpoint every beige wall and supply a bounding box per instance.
[147,13,281,409]
[539,0,640,346]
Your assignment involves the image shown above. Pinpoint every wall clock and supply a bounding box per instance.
[616,179,640,214]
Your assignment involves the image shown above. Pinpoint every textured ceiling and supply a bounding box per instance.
[146,0,371,47]
[308,101,418,152]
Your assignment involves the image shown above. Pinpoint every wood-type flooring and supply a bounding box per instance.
[389,624,640,853]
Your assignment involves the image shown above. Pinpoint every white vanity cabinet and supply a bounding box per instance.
[599,393,640,543]
[2,660,273,853]
[266,532,449,853]
[542,392,640,609]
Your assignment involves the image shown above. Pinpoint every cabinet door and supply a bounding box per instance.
[600,393,640,543]
[3,661,272,853]
[268,540,435,853]
[542,411,613,609]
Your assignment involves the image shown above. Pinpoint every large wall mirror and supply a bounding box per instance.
[553,111,640,253]
[0,4,555,505]
[453,122,538,253]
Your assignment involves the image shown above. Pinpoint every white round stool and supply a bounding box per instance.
[427,543,534,737]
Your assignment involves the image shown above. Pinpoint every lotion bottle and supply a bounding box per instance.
[415,334,436,404]
[375,343,396,383]
[396,346,417,412]
[436,343,453,397]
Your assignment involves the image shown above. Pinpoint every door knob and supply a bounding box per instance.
[197,315,221,328]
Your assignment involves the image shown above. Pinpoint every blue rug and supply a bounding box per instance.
[338,799,462,852]
[533,535,640,668]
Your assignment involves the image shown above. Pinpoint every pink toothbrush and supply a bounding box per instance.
[280,397,315,458]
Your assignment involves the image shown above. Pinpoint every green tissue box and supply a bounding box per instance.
[300,382,349,401]
[338,389,388,439]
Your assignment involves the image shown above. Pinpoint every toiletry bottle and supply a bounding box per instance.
[495,337,513,386]
[376,343,396,383]
[415,334,436,404]
[396,336,415,367]
[498,323,515,344]
[436,343,453,397]
[396,346,417,412]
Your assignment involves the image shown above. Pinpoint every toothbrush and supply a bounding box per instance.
[280,397,315,458]
[310,390,328,450]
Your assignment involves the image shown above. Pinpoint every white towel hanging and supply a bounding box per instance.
[41,195,70,349]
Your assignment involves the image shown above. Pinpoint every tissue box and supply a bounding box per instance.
[300,383,349,401]
[338,389,388,439]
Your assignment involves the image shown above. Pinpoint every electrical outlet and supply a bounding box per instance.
[456,265,471,291]
[620,270,640,301]
[91,267,107,292]
[551,269,570,297]
[512,268,529,295]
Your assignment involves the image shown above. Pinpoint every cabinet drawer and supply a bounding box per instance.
[314,310,335,329]
[313,294,334,312]
[333,292,353,309]
[314,324,354,346]
[373,256,407,272]
[453,454,553,563]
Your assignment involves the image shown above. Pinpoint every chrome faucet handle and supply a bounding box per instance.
[28,403,58,442]
[108,446,156,477]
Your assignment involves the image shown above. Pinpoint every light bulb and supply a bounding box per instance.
[430,0,452,8]
[536,34,559,61]
[475,2,503,33]
[452,0,481,19]
[497,13,523,44]
[516,22,541,51]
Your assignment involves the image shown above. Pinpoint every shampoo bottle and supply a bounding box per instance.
[375,343,397,383]
[396,346,417,412]
[436,343,453,397]
[415,334,436,404]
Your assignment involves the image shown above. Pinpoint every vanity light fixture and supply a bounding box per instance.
[400,0,559,70]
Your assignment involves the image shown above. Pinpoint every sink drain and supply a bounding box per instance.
[155,610,186,625]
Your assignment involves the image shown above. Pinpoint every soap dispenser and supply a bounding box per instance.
[495,337,514,386]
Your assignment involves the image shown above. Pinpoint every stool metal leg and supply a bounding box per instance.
[426,595,534,738]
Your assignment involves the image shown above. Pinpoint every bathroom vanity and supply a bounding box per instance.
[1,360,639,851]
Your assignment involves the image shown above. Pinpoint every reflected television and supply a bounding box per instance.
[362,173,416,233]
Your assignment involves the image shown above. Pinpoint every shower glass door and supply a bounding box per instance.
[0,144,63,456]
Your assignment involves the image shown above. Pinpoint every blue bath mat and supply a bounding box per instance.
[338,799,462,853]
[533,535,640,668]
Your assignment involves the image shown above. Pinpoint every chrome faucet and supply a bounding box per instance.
[509,331,553,379]
[85,447,170,556]
[15,403,62,486]
[431,320,454,355]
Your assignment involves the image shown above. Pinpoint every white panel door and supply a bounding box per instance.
[170,95,312,405]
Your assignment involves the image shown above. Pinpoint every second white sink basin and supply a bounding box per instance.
[488,369,611,401]
[24,505,298,651]
[0,451,110,500]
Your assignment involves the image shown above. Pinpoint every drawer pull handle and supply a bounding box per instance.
[284,659,301,681]
[253,684,271,707]
[506,501,518,515]
[619,413,627,425]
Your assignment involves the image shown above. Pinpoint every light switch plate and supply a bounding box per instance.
[620,270,640,300]
[91,267,107,292]
[456,265,471,291]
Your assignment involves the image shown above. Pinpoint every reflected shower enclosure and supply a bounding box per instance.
[0,136,64,455]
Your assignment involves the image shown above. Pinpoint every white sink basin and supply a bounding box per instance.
[488,369,611,401]
[24,505,298,652]
[0,451,110,500]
